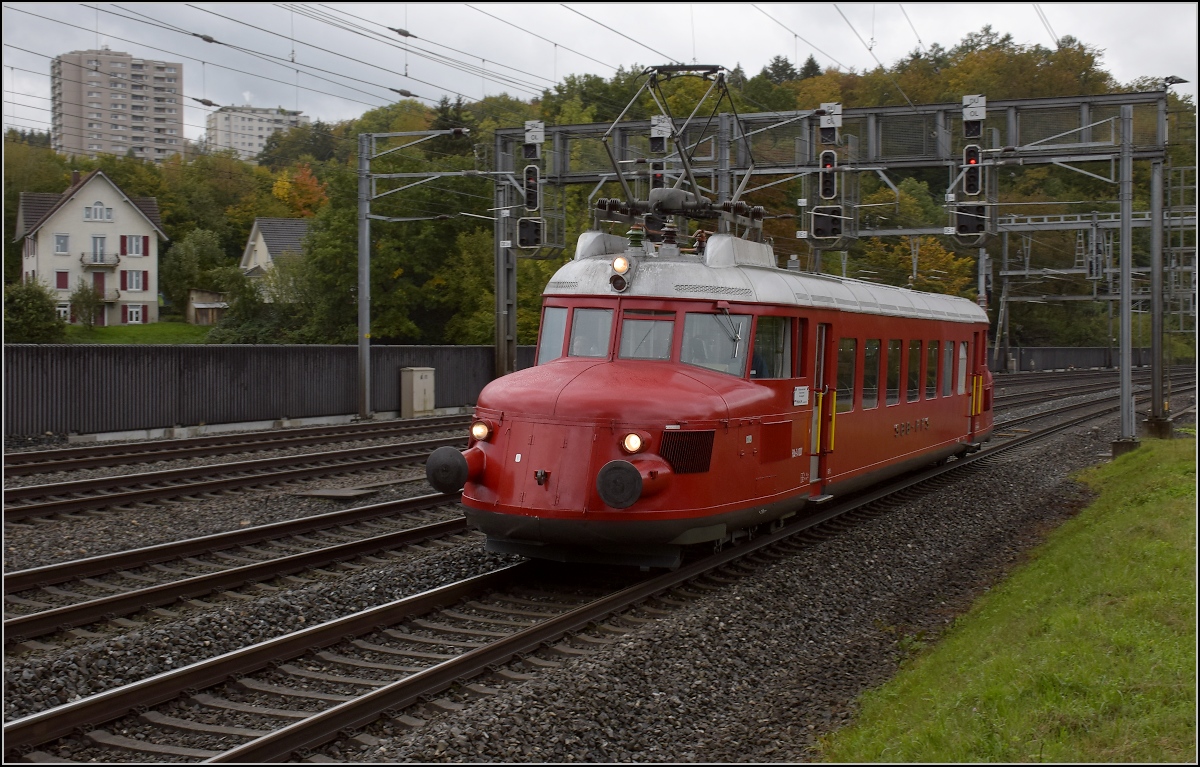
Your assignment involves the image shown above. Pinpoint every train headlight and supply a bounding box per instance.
[612,256,631,274]
[621,433,643,453]
[470,421,491,441]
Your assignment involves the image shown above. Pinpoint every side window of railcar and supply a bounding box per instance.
[836,339,856,412]
[886,339,902,405]
[618,309,675,361]
[907,340,922,402]
[795,319,808,377]
[926,341,939,399]
[942,343,954,397]
[750,316,791,379]
[568,308,613,358]
[537,307,568,364]
[957,341,969,395]
[862,339,880,409]
[681,312,751,375]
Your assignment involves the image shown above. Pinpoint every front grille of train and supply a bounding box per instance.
[659,430,715,474]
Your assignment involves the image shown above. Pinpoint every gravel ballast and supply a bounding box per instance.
[6,404,1191,760]
[325,420,1121,762]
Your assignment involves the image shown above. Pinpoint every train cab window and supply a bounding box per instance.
[836,339,856,412]
[943,343,954,397]
[795,319,809,377]
[926,341,939,399]
[750,316,791,379]
[681,312,751,375]
[568,308,613,357]
[957,341,969,395]
[618,310,675,360]
[886,340,901,405]
[862,339,881,409]
[907,341,922,402]
[537,307,567,364]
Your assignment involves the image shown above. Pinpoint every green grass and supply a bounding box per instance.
[818,438,1197,763]
[64,319,212,344]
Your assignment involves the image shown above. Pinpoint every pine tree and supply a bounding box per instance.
[799,55,822,80]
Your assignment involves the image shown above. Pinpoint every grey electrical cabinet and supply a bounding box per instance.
[400,367,435,418]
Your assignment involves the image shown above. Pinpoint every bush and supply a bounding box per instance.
[3,280,67,343]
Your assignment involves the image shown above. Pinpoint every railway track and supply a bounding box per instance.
[3,494,467,646]
[993,368,1189,408]
[6,370,1188,524]
[5,378,1193,648]
[2,435,466,522]
[5,380,1190,763]
[3,415,471,477]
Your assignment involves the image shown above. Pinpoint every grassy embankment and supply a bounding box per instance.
[64,319,211,344]
[820,436,1196,763]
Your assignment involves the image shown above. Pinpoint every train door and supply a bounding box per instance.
[809,323,834,496]
[748,314,802,496]
[967,330,993,436]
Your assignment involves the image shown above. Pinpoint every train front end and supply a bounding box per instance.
[427,349,741,568]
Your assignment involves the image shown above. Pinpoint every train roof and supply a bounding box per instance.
[544,232,989,325]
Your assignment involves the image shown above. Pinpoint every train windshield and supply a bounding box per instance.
[568,308,613,357]
[681,312,751,376]
[618,310,674,360]
[537,307,568,364]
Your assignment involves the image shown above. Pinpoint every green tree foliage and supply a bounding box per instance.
[4,133,72,282]
[68,278,105,332]
[3,280,67,343]
[258,120,340,169]
[761,55,799,85]
[160,229,231,315]
[799,55,822,80]
[5,27,1193,353]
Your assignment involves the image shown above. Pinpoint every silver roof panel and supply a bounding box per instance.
[546,232,988,324]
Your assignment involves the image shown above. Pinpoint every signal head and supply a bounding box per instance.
[962,145,981,196]
[818,151,838,200]
[524,165,540,211]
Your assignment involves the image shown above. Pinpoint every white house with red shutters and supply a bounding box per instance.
[15,169,168,326]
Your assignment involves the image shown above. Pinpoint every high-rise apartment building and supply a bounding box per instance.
[205,105,310,160]
[51,47,184,162]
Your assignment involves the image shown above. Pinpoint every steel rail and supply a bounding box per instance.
[996,383,1195,432]
[4,384,1156,760]
[2,564,533,754]
[4,517,471,643]
[4,493,457,594]
[209,387,1148,762]
[3,436,466,521]
[992,372,1175,408]
[4,416,471,476]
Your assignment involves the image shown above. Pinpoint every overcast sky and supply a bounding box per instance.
[3,3,1197,144]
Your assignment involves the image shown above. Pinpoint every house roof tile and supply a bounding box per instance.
[255,217,311,258]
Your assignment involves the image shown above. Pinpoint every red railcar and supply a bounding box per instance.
[428,230,993,567]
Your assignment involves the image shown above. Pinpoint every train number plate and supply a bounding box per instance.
[894,418,931,436]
